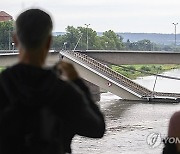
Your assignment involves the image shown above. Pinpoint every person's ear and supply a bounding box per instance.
[13,33,19,48]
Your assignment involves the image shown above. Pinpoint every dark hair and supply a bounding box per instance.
[16,9,53,51]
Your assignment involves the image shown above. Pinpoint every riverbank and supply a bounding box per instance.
[112,64,180,79]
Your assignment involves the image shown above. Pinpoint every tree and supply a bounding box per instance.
[124,39,131,50]
[137,40,152,51]
[100,30,124,50]
[64,26,81,50]
[52,26,99,50]
[126,39,158,51]
[0,21,13,50]
[52,35,67,50]
[51,26,125,50]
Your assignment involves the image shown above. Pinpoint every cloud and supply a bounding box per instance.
[1,0,180,33]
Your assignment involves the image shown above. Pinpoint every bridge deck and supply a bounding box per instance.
[1,50,180,100]
[60,51,180,100]
[81,50,180,65]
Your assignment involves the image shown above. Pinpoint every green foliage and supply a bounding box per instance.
[69,60,178,79]
[77,26,98,50]
[125,39,161,51]
[51,26,124,50]
[52,35,66,50]
[0,21,14,50]
[112,64,180,79]
[140,66,151,72]
[99,30,124,50]
[1,22,179,52]
[53,28,178,51]
[124,39,180,51]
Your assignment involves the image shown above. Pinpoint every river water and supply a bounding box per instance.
[72,69,180,154]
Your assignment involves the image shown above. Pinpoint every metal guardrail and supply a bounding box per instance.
[155,92,180,98]
[0,50,19,53]
[0,50,57,54]
[63,51,180,99]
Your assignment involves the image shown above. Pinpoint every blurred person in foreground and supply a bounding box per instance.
[0,9,105,154]
[163,111,180,154]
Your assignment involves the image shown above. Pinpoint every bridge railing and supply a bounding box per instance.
[154,91,180,98]
[64,51,153,97]
[0,50,19,53]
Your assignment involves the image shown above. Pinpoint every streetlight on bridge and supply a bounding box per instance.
[172,23,178,48]
[85,24,90,50]
[12,42,15,51]
[63,42,67,50]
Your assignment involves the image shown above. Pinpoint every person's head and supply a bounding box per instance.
[14,9,53,66]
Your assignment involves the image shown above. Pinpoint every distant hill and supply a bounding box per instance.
[53,32,65,36]
[118,33,180,45]
[53,32,180,45]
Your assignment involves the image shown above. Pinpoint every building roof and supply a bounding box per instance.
[0,11,13,21]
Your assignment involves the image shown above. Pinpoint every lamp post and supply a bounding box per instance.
[172,23,178,48]
[8,19,13,50]
[85,24,90,50]
[105,41,108,49]
[12,42,15,51]
[4,28,11,50]
[63,42,67,50]
[8,29,11,50]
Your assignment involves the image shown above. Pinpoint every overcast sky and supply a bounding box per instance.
[1,0,180,33]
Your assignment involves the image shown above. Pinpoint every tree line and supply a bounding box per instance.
[52,26,124,50]
[0,21,179,51]
[52,26,180,51]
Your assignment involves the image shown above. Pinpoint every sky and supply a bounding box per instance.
[1,0,180,33]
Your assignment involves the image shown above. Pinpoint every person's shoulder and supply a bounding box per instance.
[0,64,23,76]
[0,65,13,74]
[0,65,13,81]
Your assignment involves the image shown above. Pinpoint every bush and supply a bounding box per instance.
[140,66,151,72]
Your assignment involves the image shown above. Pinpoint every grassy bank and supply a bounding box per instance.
[112,64,180,79]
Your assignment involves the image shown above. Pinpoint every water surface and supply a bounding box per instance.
[72,69,180,154]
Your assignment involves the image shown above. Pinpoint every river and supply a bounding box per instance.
[72,69,180,154]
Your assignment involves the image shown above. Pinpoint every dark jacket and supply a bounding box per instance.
[0,63,105,154]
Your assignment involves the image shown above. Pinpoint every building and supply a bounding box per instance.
[0,11,13,22]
